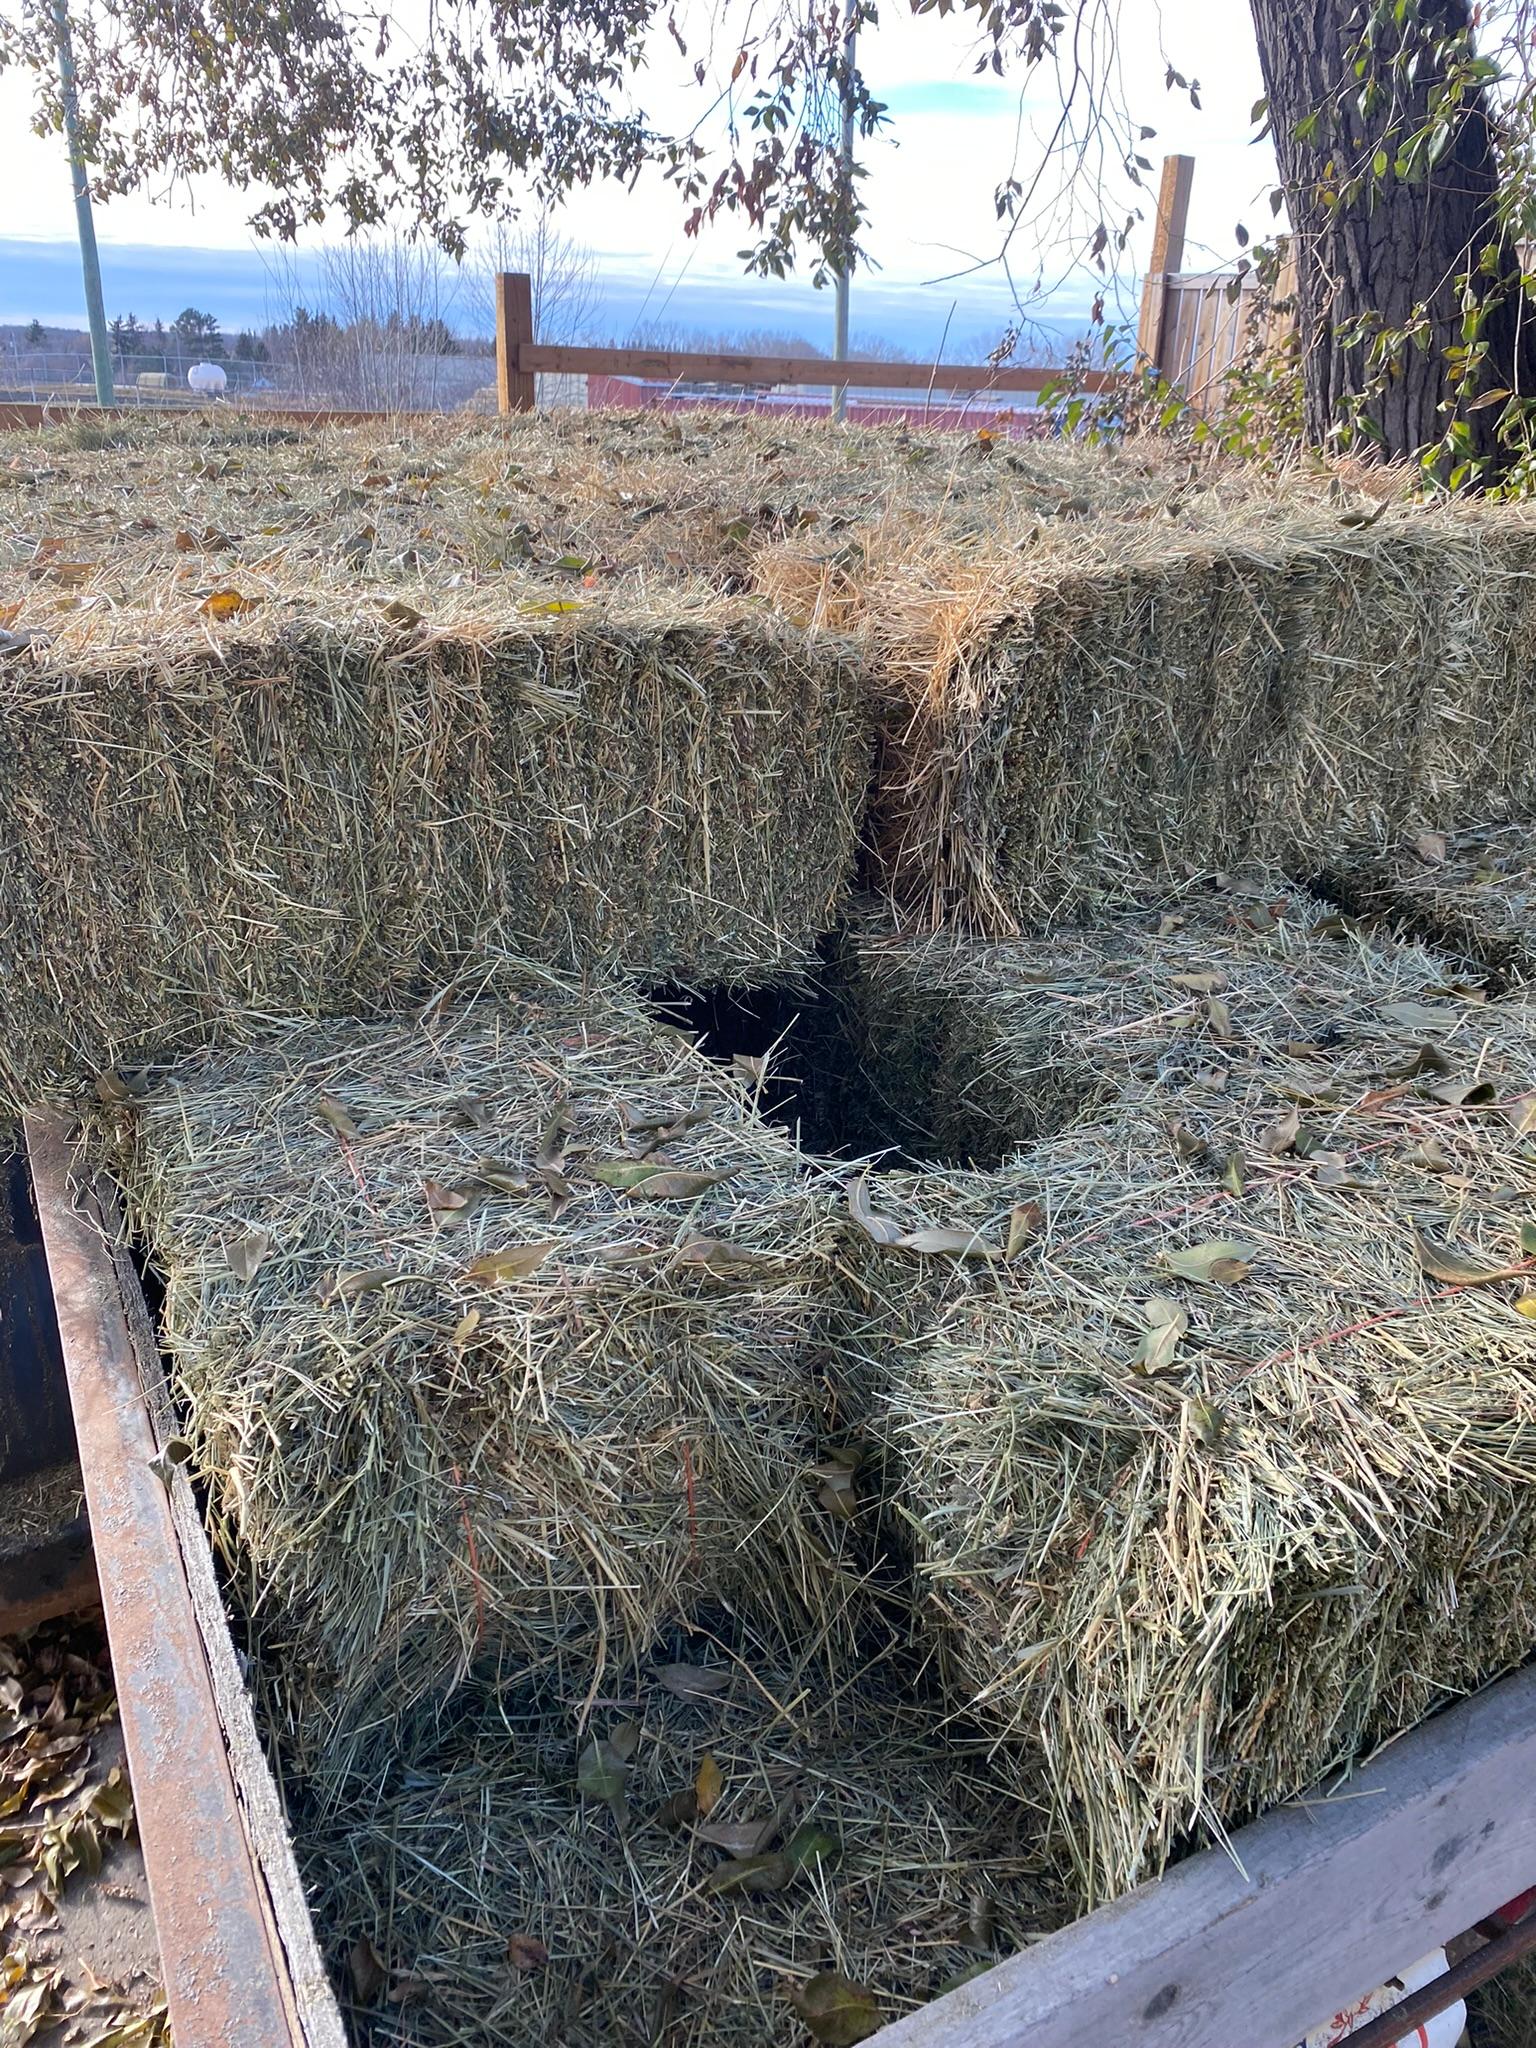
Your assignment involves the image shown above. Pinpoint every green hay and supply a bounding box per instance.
[100,977,866,1766]
[296,1621,1070,2048]
[761,510,1536,936]
[0,596,868,1111]
[838,887,1536,1903]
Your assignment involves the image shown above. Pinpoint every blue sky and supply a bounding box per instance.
[0,1,1274,351]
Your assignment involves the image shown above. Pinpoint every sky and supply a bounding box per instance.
[0,0,1276,355]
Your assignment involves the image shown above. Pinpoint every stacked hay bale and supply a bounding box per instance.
[759,504,1536,935]
[103,977,865,1767]
[0,594,869,1109]
[1329,823,1536,983]
[299,1623,1069,2047]
[837,885,1536,1902]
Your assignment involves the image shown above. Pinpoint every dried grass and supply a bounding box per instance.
[295,1618,1069,2047]
[839,884,1536,1901]
[759,503,1536,935]
[99,975,867,1766]
[0,592,868,1111]
[1331,822,1536,985]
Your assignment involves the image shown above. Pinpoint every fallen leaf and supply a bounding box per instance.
[788,1972,882,2046]
[1156,1239,1257,1286]
[1263,1104,1301,1157]
[462,1243,558,1285]
[199,588,258,619]
[697,1816,775,1856]
[706,1853,794,1896]
[424,1177,476,1224]
[381,599,425,629]
[1131,1298,1188,1375]
[506,1932,549,1972]
[784,1823,838,1870]
[536,1098,573,1170]
[1422,1077,1498,1108]
[223,1228,271,1284]
[1169,970,1226,994]
[1380,1001,1463,1035]
[577,1733,631,1827]
[1412,1229,1530,1287]
[847,1175,904,1245]
[452,1310,481,1345]
[1005,1201,1044,1258]
[1185,1393,1225,1447]
[695,1756,723,1815]
[321,1267,398,1304]
[519,598,583,615]
[897,1225,1002,1259]
[1167,1120,1210,1163]
[1221,1153,1247,1197]
[1205,995,1234,1039]
[588,1160,732,1200]
[1411,830,1448,865]
[316,1093,362,1140]
[733,1052,768,1088]
[349,1936,387,2003]
[655,1663,731,1701]
[1515,1296,1536,1321]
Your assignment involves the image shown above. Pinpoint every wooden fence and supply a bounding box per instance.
[491,269,1113,418]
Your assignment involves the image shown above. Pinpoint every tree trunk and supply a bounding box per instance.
[1248,0,1536,464]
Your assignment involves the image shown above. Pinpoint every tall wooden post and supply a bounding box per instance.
[1135,154,1195,374]
[495,272,536,414]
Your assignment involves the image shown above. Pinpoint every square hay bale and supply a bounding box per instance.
[0,596,869,1111]
[1328,823,1536,984]
[102,979,863,1760]
[840,903,1536,1904]
[785,507,1536,936]
[829,878,1444,1165]
[296,1625,1069,2047]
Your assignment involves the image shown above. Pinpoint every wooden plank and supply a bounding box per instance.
[1135,154,1195,365]
[104,1191,348,2048]
[496,271,536,414]
[24,1113,333,2048]
[515,341,1117,396]
[864,1664,1536,2048]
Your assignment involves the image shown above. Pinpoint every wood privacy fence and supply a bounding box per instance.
[1137,153,1294,416]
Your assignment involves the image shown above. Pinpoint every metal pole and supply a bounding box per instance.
[51,0,113,407]
[830,0,857,422]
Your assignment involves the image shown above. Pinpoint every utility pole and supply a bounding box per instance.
[830,0,858,423]
[51,0,114,406]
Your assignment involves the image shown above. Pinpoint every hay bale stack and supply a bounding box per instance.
[298,1627,1068,2047]
[841,900,1536,1902]
[0,596,868,1110]
[831,879,1447,1164]
[105,981,860,1756]
[1329,823,1536,983]
[760,508,1536,936]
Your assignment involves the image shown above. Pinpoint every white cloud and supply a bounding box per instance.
[0,0,1275,326]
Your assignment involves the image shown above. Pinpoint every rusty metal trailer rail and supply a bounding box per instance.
[21,1110,1536,2048]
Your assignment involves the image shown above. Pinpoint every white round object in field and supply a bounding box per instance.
[187,361,227,394]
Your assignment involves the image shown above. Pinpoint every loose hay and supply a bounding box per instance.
[840,888,1536,1902]
[101,978,864,1763]
[296,1622,1069,2047]
[1330,822,1536,984]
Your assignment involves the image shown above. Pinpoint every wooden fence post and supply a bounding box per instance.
[495,272,536,414]
[1135,154,1195,373]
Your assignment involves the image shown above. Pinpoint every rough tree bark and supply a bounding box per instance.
[1248,0,1536,461]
